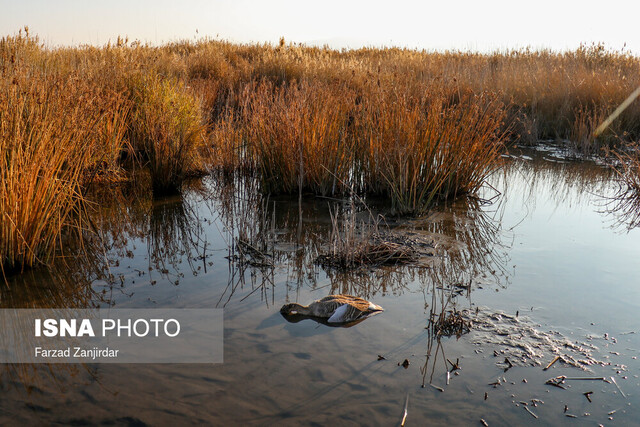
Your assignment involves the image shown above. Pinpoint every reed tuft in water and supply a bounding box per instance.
[127,73,207,195]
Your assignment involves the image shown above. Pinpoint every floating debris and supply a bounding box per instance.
[523,406,538,419]
[464,308,606,370]
[545,376,566,389]
[377,355,386,361]
[447,358,461,372]
[430,384,444,392]
[315,230,431,271]
[501,357,514,372]
[480,419,489,426]
[544,355,561,370]
[399,359,410,369]
[563,376,606,381]
[584,391,593,403]
[610,376,627,398]
[531,399,544,407]
[430,309,471,338]
[400,393,409,427]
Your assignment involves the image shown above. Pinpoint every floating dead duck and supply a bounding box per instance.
[280,294,383,324]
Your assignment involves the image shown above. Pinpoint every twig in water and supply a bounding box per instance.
[545,376,566,389]
[400,393,409,427]
[543,355,560,370]
[563,377,605,381]
[523,406,538,419]
[430,384,444,392]
[610,376,627,398]
[447,358,461,372]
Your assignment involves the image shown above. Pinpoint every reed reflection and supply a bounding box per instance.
[85,180,216,299]
[600,145,640,230]
[0,263,106,394]
[210,166,514,313]
[497,146,615,211]
[605,187,640,230]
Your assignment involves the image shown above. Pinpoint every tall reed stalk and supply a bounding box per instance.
[0,78,92,274]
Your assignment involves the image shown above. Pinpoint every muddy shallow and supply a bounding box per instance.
[1,146,639,426]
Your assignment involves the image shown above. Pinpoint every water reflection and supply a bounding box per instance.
[499,145,616,210]
[0,266,103,394]
[280,312,378,328]
[1,263,101,309]
[211,175,513,309]
[85,181,216,303]
[605,188,640,230]
[501,145,640,231]
[417,196,511,292]
[4,148,639,424]
[0,181,215,394]
[147,193,206,286]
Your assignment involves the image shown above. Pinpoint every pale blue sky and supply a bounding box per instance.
[1,0,639,53]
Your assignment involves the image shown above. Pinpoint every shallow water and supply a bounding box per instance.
[2,146,639,426]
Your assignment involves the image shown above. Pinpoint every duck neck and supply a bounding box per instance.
[290,303,311,315]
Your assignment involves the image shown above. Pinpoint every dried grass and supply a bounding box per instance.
[3,28,640,272]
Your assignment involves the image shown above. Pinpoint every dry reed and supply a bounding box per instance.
[127,73,207,195]
[3,28,640,273]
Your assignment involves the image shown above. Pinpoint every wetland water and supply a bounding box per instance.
[2,146,640,426]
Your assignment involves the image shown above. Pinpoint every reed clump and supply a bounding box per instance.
[0,74,93,274]
[240,80,357,195]
[127,73,207,195]
[357,86,507,213]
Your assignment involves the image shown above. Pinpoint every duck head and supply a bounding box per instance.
[280,303,307,315]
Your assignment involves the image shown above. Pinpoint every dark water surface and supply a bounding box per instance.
[1,147,639,426]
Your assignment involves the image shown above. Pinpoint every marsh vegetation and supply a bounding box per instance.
[2,28,640,275]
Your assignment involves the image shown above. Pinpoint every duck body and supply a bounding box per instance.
[280,294,383,323]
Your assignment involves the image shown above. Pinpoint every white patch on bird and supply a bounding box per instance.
[368,302,381,311]
[327,304,350,323]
